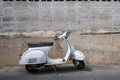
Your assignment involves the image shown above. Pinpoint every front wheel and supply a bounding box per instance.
[72,60,85,70]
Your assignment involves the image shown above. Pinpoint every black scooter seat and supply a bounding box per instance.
[27,42,53,47]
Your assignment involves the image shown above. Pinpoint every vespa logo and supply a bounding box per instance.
[28,58,37,63]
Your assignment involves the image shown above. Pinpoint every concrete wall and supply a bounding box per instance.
[0,30,120,67]
[0,2,120,32]
[0,1,120,66]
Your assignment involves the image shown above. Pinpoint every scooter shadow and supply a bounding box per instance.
[34,65,93,74]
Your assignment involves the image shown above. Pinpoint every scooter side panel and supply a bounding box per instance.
[71,51,85,60]
[19,49,46,65]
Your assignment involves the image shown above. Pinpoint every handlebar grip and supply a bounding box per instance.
[65,31,72,39]
[54,36,58,40]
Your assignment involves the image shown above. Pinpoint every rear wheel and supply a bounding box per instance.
[25,65,39,73]
[73,60,85,70]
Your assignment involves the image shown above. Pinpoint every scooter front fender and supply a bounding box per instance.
[71,51,85,61]
[19,49,46,65]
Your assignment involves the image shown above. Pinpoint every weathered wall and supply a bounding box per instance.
[0,2,120,32]
[0,1,120,66]
[0,30,120,67]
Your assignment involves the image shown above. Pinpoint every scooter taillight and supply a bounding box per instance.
[19,52,23,59]
[20,53,22,56]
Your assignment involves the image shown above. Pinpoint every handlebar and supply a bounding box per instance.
[54,31,72,40]
[54,36,59,40]
[65,31,71,39]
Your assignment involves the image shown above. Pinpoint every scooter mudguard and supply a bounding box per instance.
[19,49,46,65]
[71,50,85,60]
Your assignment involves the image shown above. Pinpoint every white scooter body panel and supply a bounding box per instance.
[19,46,52,65]
[19,49,46,65]
[71,50,85,60]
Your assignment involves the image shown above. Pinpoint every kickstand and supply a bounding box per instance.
[52,65,58,74]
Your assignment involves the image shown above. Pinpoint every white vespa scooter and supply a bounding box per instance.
[19,31,85,73]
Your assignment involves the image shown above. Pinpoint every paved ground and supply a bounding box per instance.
[0,64,120,80]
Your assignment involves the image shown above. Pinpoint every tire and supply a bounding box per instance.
[25,65,38,73]
[73,60,85,70]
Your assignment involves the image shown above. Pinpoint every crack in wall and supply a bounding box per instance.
[80,31,120,35]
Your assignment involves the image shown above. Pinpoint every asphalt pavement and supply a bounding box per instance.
[0,64,120,80]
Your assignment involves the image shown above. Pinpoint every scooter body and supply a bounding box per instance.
[19,44,85,65]
[19,47,51,65]
[19,31,85,73]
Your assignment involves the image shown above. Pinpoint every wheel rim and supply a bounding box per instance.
[25,65,38,73]
[73,60,85,69]
[75,61,80,66]
[27,65,33,70]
